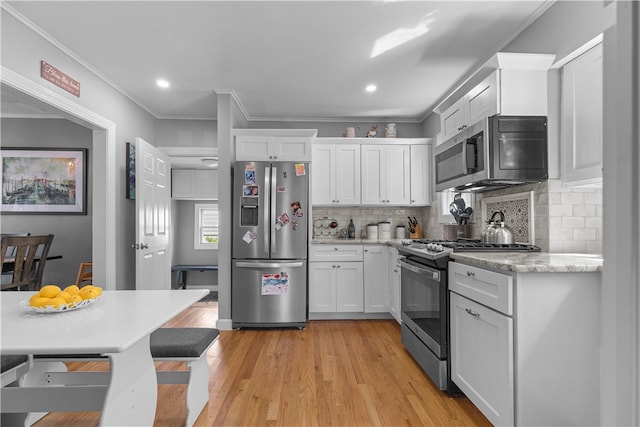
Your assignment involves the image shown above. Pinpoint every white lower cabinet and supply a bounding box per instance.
[388,248,401,323]
[309,244,363,315]
[450,292,513,426]
[363,245,389,313]
[308,262,363,313]
[449,261,601,426]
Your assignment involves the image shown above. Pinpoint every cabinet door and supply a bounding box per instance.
[388,248,401,323]
[561,43,603,186]
[440,98,466,142]
[409,144,431,206]
[360,146,385,205]
[363,246,389,313]
[450,292,514,426]
[334,144,361,205]
[194,169,218,199]
[172,169,195,199]
[385,145,410,205]
[272,136,312,162]
[311,145,335,205]
[336,262,363,312]
[309,262,337,312]
[235,135,273,161]
[466,71,499,125]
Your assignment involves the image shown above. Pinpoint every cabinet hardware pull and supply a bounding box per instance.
[465,308,480,317]
[466,271,475,277]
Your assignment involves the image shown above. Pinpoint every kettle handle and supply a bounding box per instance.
[490,210,505,223]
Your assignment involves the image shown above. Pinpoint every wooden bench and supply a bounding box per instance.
[172,264,218,289]
[28,328,219,427]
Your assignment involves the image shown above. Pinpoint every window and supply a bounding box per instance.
[194,203,218,250]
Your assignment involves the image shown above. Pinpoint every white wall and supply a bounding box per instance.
[1,118,93,285]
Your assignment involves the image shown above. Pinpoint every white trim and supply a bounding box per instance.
[551,33,604,69]
[1,66,117,291]
[215,90,249,123]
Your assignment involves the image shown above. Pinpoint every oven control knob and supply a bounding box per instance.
[435,244,444,252]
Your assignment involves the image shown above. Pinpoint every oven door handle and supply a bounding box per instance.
[398,259,440,280]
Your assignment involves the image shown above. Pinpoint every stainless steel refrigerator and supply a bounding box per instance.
[232,161,308,328]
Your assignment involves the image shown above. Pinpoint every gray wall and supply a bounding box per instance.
[171,199,218,288]
[1,118,93,284]
[248,120,424,138]
[3,9,158,289]
[156,119,217,148]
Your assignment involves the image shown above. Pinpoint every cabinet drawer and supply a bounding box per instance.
[448,262,513,315]
[309,244,363,262]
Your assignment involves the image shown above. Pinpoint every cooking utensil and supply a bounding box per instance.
[453,193,466,213]
[449,203,461,224]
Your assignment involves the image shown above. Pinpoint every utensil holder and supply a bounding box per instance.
[409,224,424,239]
[444,224,470,240]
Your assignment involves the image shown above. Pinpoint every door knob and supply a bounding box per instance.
[140,243,149,250]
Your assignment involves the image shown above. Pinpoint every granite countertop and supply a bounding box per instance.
[311,238,405,248]
[449,251,603,273]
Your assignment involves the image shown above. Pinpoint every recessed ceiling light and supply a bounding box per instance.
[156,79,170,88]
[366,84,377,93]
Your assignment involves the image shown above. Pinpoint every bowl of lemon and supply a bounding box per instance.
[24,284,103,313]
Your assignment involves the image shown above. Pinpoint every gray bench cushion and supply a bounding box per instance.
[1,355,28,373]
[150,328,219,358]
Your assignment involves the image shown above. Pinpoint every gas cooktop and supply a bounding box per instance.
[398,239,541,262]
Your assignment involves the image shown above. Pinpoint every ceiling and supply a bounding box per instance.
[4,1,554,122]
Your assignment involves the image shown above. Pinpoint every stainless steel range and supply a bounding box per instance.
[397,239,540,394]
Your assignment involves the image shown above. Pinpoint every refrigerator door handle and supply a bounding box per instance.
[264,166,270,256]
[271,165,278,254]
[236,261,304,269]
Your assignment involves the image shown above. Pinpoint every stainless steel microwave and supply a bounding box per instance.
[435,115,548,192]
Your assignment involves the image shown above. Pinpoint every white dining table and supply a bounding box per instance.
[0,289,208,426]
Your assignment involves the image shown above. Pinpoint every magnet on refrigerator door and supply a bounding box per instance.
[290,201,303,218]
[242,230,257,244]
[262,272,289,295]
[295,163,306,176]
[243,185,259,197]
[275,212,291,230]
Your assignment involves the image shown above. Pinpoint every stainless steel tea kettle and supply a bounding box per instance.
[482,211,515,244]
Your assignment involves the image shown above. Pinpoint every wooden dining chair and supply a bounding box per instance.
[75,261,93,287]
[0,234,54,291]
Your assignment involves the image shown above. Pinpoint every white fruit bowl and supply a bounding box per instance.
[22,295,102,313]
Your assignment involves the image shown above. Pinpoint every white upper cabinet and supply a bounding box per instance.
[409,144,432,206]
[311,143,360,206]
[172,169,218,200]
[361,145,410,205]
[435,53,555,144]
[234,129,317,161]
[313,138,431,206]
[561,43,603,187]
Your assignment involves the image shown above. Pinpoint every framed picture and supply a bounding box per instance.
[126,142,135,200]
[1,148,87,214]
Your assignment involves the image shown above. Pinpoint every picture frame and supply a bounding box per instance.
[126,142,136,200]
[1,147,87,214]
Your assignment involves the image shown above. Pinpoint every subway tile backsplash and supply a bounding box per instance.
[312,207,430,240]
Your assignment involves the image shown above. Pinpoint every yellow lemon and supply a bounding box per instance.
[39,285,61,298]
[57,291,73,304]
[80,287,99,300]
[48,297,68,308]
[63,285,80,295]
[93,286,103,296]
[70,294,83,305]
[30,296,51,308]
[29,293,42,305]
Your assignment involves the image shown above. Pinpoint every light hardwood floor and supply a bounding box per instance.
[35,301,491,426]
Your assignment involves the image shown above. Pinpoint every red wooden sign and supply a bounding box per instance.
[40,61,80,97]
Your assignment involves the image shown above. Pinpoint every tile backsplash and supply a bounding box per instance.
[312,207,430,240]
[423,179,603,254]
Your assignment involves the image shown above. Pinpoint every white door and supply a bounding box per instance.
[135,137,171,290]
